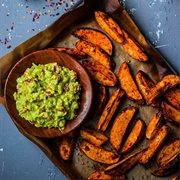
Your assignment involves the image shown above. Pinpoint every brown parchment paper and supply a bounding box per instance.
[0,0,179,179]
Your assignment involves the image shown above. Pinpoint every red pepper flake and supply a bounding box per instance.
[4,38,9,44]
[32,13,40,22]
[7,45,11,49]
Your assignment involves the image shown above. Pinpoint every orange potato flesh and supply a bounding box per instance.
[118,62,144,105]
[72,28,113,55]
[110,106,137,150]
[95,11,124,43]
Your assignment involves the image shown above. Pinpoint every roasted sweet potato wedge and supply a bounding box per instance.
[172,175,180,180]
[105,149,145,176]
[135,70,159,107]
[146,110,163,140]
[97,88,125,131]
[161,101,180,125]
[122,30,148,61]
[164,88,180,110]
[139,125,171,164]
[80,128,108,146]
[82,60,117,86]
[49,47,86,60]
[72,28,113,55]
[120,119,146,154]
[76,40,112,69]
[118,62,144,105]
[79,140,120,164]
[87,171,125,180]
[93,85,108,117]
[156,138,180,167]
[95,11,124,43]
[151,153,179,177]
[146,74,180,105]
[58,131,76,161]
[110,106,137,150]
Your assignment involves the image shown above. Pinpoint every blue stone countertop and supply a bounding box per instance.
[0,0,179,180]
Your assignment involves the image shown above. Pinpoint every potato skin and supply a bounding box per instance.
[118,62,144,105]
[139,125,171,164]
[72,28,113,55]
[156,138,180,167]
[161,101,180,125]
[110,106,137,150]
[95,11,124,43]
[121,119,146,154]
[82,60,117,86]
[122,30,148,61]
[80,140,120,164]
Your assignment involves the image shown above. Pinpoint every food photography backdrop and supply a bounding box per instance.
[0,0,179,180]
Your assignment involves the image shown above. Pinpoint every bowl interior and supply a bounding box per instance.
[4,50,93,138]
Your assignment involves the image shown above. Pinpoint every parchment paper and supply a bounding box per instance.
[0,0,178,179]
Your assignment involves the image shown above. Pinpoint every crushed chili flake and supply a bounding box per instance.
[7,45,11,49]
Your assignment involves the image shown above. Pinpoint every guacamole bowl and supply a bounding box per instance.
[4,50,93,138]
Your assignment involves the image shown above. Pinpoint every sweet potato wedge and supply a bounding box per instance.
[135,70,159,107]
[82,60,117,86]
[110,106,137,150]
[105,149,145,176]
[76,40,112,69]
[97,88,125,131]
[122,30,148,61]
[164,88,180,111]
[151,153,179,177]
[146,110,163,140]
[139,125,171,164]
[120,119,146,154]
[58,131,76,161]
[161,101,180,125]
[156,138,180,167]
[95,11,124,43]
[49,47,86,60]
[87,171,125,180]
[80,128,108,146]
[172,175,180,180]
[93,85,108,117]
[79,140,120,164]
[72,28,113,55]
[118,62,144,105]
[146,74,180,105]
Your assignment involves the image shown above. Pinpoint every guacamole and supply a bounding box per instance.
[13,62,81,130]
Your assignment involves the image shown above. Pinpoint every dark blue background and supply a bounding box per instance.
[0,0,179,179]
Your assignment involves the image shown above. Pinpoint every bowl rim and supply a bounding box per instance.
[4,49,93,138]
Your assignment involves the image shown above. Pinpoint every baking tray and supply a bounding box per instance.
[0,0,179,179]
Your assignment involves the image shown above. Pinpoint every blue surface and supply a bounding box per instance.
[0,0,179,180]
